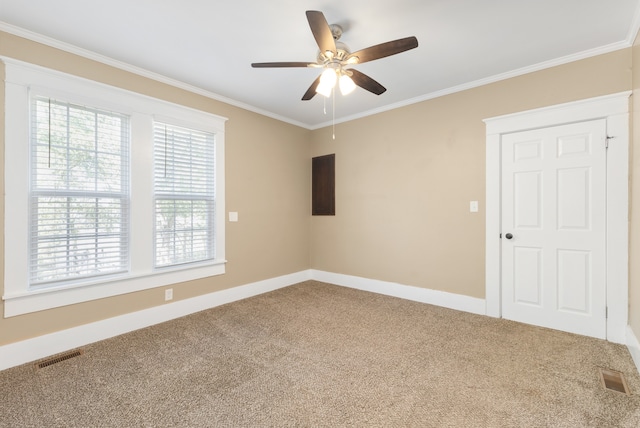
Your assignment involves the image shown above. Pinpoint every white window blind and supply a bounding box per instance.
[153,122,216,267]
[30,96,130,285]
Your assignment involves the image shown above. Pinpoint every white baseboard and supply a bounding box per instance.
[0,270,311,371]
[627,325,640,375]
[310,270,486,316]
[0,269,494,371]
[8,267,634,375]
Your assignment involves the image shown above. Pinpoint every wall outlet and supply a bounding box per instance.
[164,288,173,301]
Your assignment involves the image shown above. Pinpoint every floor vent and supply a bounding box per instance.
[599,368,631,395]
[35,350,83,370]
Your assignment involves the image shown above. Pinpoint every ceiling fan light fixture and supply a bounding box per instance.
[320,68,337,85]
[339,73,356,95]
[316,68,337,97]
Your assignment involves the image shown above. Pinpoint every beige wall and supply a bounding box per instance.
[631,36,640,337]
[310,49,632,299]
[0,32,311,345]
[1,28,637,349]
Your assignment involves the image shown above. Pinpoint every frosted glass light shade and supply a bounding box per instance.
[339,74,356,95]
[316,68,337,97]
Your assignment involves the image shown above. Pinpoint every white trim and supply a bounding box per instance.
[626,0,640,45]
[311,270,486,315]
[484,92,631,135]
[0,270,312,371]
[1,57,228,125]
[626,326,640,375]
[2,58,228,317]
[0,22,309,130]
[3,263,226,317]
[2,265,635,374]
[484,91,631,344]
[0,21,632,131]
[309,43,631,130]
[605,111,630,344]
[0,269,489,371]
[485,131,502,319]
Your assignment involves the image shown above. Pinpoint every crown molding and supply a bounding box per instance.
[0,21,310,129]
[310,40,631,130]
[1,20,634,131]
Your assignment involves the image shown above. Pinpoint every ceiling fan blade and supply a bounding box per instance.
[349,69,387,95]
[306,10,336,56]
[251,62,314,68]
[348,36,418,64]
[302,75,322,100]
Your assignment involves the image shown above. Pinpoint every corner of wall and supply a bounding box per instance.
[627,325,640,374]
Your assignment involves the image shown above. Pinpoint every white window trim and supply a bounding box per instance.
[2,58,227,317]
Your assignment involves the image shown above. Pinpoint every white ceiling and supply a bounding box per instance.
[1,0,639,129]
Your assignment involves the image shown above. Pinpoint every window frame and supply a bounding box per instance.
[3,58,227,317]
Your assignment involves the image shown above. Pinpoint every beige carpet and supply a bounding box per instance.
[1,281,639,427]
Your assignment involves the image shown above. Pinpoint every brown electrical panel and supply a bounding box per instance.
[312,154,335,216]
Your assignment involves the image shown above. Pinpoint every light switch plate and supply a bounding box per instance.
[229,212,238,222]
[470,201,479,213]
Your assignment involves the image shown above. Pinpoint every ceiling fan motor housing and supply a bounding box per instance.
[317,40,351,63]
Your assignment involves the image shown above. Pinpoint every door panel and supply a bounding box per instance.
[513,247,542,306]
[557,249,590,313]
[557,167,590,230]
[514,171,542,229]
[501,119,607,339]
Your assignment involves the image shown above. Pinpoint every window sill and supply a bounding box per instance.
[2,260,226,317]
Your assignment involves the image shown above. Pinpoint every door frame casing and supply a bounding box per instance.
[484,91,631,344]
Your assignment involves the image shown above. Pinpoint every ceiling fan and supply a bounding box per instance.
[251,10,418,100]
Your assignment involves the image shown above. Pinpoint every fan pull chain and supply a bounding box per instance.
[332,88,336,140]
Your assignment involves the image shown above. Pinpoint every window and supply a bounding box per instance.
[153,122,216,267]
[30,97,130,286]
[3,59,226,317]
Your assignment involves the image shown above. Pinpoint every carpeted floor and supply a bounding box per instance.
[1,281,639,427]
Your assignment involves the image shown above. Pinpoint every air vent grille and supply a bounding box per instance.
[35,350,83,369]
[599,368,631,395]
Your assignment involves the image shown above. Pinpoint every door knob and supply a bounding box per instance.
[505,233,513,240]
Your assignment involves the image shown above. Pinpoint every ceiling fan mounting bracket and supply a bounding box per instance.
[329,24,343,41]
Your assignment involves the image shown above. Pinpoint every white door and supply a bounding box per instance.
[501,119,607,339]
